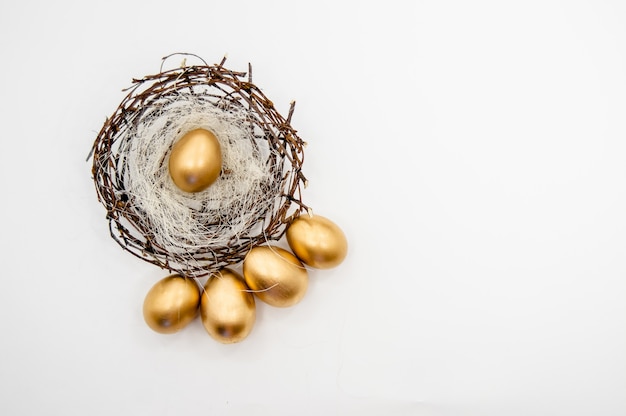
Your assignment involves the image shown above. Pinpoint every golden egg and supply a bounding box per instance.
[143,274,201,334]
[200,269,256,344]
[168,128,222,193]
[243,245,308,307]
[286,214,348,269]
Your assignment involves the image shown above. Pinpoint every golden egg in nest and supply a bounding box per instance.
[286,214,348,269]
[243,245,308,307]
[143,274,201,334]
[168,128,222,193]
[200,269,256,344]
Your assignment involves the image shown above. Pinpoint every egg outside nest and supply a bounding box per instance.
[142,275,201,334]
[200,269,256,344]
[243,245,308,308]
[286,214,348,269]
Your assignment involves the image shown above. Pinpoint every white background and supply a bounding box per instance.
[1,1,625,415]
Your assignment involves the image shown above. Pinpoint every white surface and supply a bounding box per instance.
[1,1,625,415]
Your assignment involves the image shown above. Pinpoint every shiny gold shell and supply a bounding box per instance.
[168,128,222,193]
[243,245,308,307]
[142,274,201,334]
[200,269,256,344]
[286,214,348,269]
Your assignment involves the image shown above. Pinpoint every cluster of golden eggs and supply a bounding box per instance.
[142,128,347,343]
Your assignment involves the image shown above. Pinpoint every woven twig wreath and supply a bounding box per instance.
[90,54,308,278]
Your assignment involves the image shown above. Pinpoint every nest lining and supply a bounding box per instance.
[90,55,308,277]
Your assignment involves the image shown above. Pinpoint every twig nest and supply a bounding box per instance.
[90,55,308,278]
